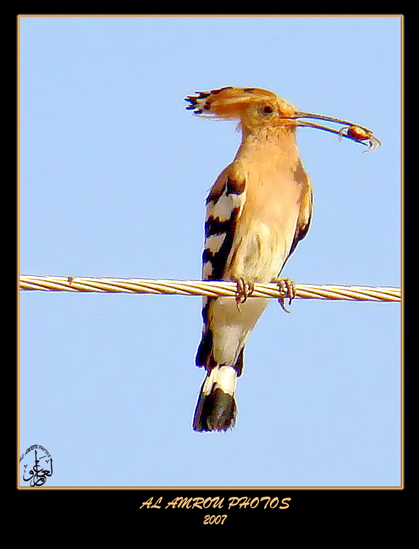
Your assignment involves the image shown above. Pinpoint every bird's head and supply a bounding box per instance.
[185,86,298,132]
[185,86,380,150]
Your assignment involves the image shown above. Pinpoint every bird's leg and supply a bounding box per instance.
[272,277,296,313]
[234,278,254,311]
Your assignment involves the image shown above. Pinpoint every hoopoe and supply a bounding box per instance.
[185,86,379,432]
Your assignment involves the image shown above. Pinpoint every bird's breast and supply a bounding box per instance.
[226,168,303,282]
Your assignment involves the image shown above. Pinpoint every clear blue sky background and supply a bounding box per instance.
[19,16,401,488]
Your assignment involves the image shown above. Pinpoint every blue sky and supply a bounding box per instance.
[19,15,401,488]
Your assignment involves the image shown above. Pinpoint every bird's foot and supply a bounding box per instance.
[235,278,254,311]
[272,277,296,313]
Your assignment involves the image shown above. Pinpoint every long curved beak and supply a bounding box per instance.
[286,111,381,151]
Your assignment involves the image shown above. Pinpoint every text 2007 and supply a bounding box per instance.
[203,514,227,525]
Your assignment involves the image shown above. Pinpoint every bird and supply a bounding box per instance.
[185,86,378,432]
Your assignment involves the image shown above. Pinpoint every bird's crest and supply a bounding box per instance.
[185,86,287,119]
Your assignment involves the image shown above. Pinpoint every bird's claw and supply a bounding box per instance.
[273,278,296,313]
[235,278,254,311]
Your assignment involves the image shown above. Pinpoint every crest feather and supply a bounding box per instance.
[185,86,278,119]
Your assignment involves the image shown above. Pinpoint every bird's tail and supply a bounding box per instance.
[193,365,238,432]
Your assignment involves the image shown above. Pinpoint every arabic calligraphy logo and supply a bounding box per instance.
[20,445,53,487]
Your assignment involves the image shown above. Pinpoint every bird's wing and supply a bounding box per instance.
[196,163,247,370]
[202,164,247,282]
[287,159,313,259]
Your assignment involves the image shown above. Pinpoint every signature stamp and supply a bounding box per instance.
[20,444,53,487]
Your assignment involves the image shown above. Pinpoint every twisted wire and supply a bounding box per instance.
[19,276,401,302]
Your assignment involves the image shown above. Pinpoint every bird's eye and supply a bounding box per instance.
[262,105,274,114]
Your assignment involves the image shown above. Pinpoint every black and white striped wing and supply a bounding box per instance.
[202,173,246,282]
[195,171,246,369]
